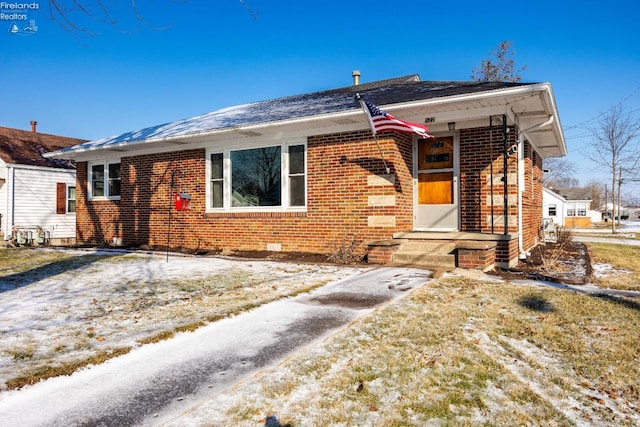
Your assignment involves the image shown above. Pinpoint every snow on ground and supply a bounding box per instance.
[572,219,640,234]
[0,249,430,427]
[0,248,368,392]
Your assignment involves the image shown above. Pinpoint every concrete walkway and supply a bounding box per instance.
[573,235,640,246]
[0,267,432,427]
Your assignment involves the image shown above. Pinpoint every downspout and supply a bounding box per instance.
[502,115,508,235]
[518,115,555,258]
[6,166,15,241]
[517,133,525,258]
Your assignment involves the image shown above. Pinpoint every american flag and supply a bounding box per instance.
[360,99,432,139]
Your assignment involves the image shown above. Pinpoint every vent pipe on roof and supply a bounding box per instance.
[30,121,37,133]
[352,70,361,85]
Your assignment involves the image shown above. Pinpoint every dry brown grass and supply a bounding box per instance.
[6,347,132,390]
[204,277,640,426]
[588,243,640,291]
[0,249,356,391]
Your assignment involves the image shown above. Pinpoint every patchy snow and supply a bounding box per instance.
[592,263,630,278]
[0,249,368,390]
[0,248,432,426]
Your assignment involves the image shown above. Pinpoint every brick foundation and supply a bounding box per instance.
[456,241,497,271]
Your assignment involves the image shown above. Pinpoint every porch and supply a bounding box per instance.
[367,232,519,272]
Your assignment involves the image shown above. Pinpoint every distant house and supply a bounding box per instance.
[0,123,86,245]
[47,74,566,270]
[543,187,595,228]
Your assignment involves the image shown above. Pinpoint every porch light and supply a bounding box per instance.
[448,122,456,131]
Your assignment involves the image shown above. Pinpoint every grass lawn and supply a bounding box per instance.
[0,248,364,391]
[2,245,639,425]
[589,243,640,291]
[193,276,640,426]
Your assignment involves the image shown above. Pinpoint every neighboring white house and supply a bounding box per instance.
[543,187,566,226]
[0,123,86,245]
[543,187,596,228]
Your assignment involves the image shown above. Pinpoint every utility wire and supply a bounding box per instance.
[563,86,640,130]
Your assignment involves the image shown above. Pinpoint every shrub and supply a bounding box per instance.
[326,235,365,264]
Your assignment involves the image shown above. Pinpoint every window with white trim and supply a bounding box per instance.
[89,161,121,200]
[210,153,224,208]
[548,204,556,216]
[567,203,587,217]
[207,142,306,211]
[288,144,306,206]
[67,186,76,213]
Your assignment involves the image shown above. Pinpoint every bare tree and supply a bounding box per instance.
[542,158,578,188]
[585,179,604,210]
[47,0,181,34]
[47,0,256,35]
[471,41,528,82]
[588,104,640,232]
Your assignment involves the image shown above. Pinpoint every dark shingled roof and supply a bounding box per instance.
[551,187,593,201]
[0,126,87,169]
[53,75,536,152]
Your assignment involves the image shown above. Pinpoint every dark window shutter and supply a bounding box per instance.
[56,183,66,214]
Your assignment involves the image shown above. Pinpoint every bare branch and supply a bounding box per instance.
[47,0,188,35]
[130,0,173,31]
[587,104,640,232]
[543,158,578,188]
[472,41,527,83]
[239,0,259,20]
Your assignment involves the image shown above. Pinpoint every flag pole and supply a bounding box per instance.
[374,135,391,174]
[357,93,391,174]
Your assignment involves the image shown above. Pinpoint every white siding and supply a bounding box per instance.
[542,188,565,226]
[0,165,8,236]
[9,166,76,239]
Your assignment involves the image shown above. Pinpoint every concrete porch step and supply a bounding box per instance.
[392,251,457,270]
[399,241,457,253]
[368,232,505,270]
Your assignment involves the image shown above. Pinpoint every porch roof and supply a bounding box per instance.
[46,75,566,161]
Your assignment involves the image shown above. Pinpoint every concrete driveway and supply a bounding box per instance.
[0,266,431,427]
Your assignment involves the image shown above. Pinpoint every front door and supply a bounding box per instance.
[414,135,459,230]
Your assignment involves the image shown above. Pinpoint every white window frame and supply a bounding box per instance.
[67,185,76,213]
[566,202,587,217]
[88,159,121,201]
[205,140,307,212]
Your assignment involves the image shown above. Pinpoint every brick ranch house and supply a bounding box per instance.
[46,74,566,270]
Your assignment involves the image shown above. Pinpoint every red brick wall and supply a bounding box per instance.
[76,161,121,244]
[520,142,544,252]
[76,126,544,264]
[459,126,519,234]
[76,132,415,255]
[459,126,543,265]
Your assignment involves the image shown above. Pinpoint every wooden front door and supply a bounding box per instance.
[414,135,459,230]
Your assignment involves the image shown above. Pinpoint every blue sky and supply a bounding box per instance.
[2,0,639,189]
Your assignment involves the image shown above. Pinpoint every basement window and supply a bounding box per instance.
[206,142,306,212]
